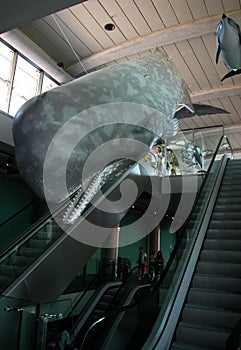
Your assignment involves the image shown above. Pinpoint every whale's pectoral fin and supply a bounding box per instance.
[216,43,221,64]
[221,68,241,81]
[175,103,230,119]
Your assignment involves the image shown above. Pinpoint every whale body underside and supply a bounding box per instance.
[13,49,229,222]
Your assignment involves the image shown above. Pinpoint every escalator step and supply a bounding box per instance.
[220,186,241,194]
[211,212,241,221]
[19,246,42,257]
[203,239,241,251]
[213,204,241,213]
[37,230,60,240]
[106,287,119,295]
[192,274,241,293]
[225,168,241,173]
[0,264,24,277]
[96,301,110,310]
[175,321,230,349]
[0,276,12,289]
[200,249,241,263]
[212,210,241,221]
[196,261,241,278]
[92,309,105,316]
[188,288,241,310]
[206,229,241,240]
[10,254,35,267]
[101,295,115,303]
[222,178,241,184]
[209,220,241,229]
[218,188,241,195]
[216,197,241,205]
[28,238,49,248]
[182,304,241,328]
[171,340,216,350]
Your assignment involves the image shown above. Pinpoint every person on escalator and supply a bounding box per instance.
[46,329,73,350]
[137,246,149,280]
[155,250,165,281]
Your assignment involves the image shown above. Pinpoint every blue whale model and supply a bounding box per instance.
[13,49,229,224]
[216,13,241,81]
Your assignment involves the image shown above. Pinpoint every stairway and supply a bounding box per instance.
[0,219,62,293]
[73,273,142,349]
[171,158,241,350]
[74,284,121,349]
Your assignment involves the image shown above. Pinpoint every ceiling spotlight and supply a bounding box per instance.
[104,23,115,31]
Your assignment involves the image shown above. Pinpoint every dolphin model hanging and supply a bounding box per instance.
[12,49,229,224]
[216,13,241,81]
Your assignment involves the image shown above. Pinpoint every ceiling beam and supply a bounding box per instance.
[191,85,241,102]
[67,10,241,77]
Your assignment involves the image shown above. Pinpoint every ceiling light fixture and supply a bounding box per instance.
[104,23,115,31]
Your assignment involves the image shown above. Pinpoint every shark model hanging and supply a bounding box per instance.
[12,49,229,224]
[216,13,241,81]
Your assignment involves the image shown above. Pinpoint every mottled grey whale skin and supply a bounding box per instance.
[12,49,228,205]
[216,13,241,81]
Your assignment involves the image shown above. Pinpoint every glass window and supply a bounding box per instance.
[0,42,13,112]
[9,56,39,116]
[42,74,58,93]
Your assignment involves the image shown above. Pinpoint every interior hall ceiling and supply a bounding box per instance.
[2,0,241,154]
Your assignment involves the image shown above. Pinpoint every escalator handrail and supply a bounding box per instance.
[0,197,40,228]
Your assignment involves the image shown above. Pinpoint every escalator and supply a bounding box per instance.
[37,263,153,350]
[170,158,241,350]
[0,141,48,253]
[0,159,142,303]
[70,265,153,350]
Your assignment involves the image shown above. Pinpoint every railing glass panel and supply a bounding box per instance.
[0,295,39,350]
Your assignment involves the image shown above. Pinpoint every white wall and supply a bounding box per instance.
[0,111,14,146]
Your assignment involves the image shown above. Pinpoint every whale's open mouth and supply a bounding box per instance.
[62,159,134,224]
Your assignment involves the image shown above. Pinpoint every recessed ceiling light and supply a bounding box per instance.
[104,23,115,31]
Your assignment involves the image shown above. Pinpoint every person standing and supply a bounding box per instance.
[137,246,148,280]
[155,250,165,280]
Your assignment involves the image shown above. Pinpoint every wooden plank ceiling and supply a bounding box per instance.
[17,0,241,154]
